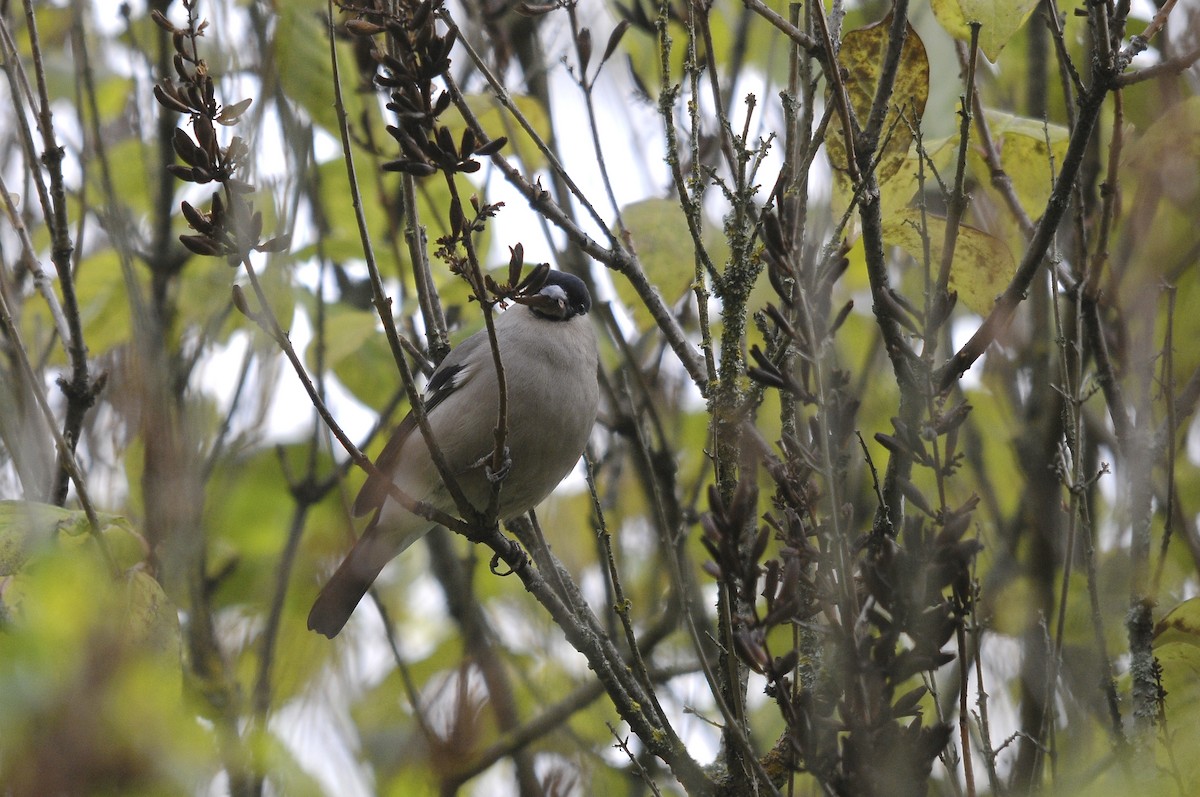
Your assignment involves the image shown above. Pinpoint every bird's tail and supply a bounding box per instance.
[307,534,393,638]
[308,517,433,638]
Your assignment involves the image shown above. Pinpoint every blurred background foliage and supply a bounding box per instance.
[1,0,1199,795]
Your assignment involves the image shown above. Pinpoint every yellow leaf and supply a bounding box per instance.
[883,208,1014,314]
[0,501,72,575]
[1155,597,1200,649]
[974,110,1070,221]
[1121,96,1200,209]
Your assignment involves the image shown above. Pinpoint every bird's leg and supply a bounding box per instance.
[473,446,512,484]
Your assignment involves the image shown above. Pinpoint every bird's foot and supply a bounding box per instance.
[475,446,512,484]
[490,538,527,576]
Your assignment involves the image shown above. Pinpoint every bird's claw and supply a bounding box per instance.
[481,446,512,484]
[490,540,527,576]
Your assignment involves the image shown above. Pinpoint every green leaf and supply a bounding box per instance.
[124,570,181,660]
[88,136,154,216]
[1102,97,1200,292]
[298,157,472,285]
[94,75,136,124]
[18,248,134,365]
[174,255,240,344]
[0,540,209,794]
[986,575,1041,635]
[1149,603,1200,787]
[617,15,691,101]
[0,501,141,576]
[882,133,960,219]
[275,0,370,136]
[932,0,1039,60]
[71,250,133,357]
[615,199,699,329]
[306,304,398,411]
[204,448,302,607]
[298,157,392,264]
[1121,96,1200,210]
[234,258,296,342]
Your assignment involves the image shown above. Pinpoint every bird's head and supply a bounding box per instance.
[521,270,592,321]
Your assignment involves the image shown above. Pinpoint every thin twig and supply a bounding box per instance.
[659,1,718,380]
[440,176,509,523]
[12,2,98,504]
[402,173,451,360]
[436,9,613,244]
[252,499,318,724]
[936,75,1111,391]
[566,4,625,228]
[0,174,72,351]
[0,252,114,574]
[438,71,711,394]
[1116,43,1200,86]
[325,0,476,526]
[1152,286,1178,598]
[740,0,823,57]
[236,261,466,536]
[934,27,981,340]
[813,0,861,186]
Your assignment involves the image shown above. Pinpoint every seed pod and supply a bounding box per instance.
[602,21,631,66]
[345,18,386,36]
[154,83,192,114]
[474,136,507,157]
[576,27,592,73]
[217,97,252,125]
[150,9,176,33]
[180,234,224,256]
[180,201,211,234]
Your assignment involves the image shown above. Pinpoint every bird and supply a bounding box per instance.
[308,270,599,638]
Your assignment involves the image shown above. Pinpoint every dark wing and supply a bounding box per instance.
[351,361,468,517]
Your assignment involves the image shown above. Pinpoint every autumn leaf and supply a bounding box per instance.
[828,15,928,218]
